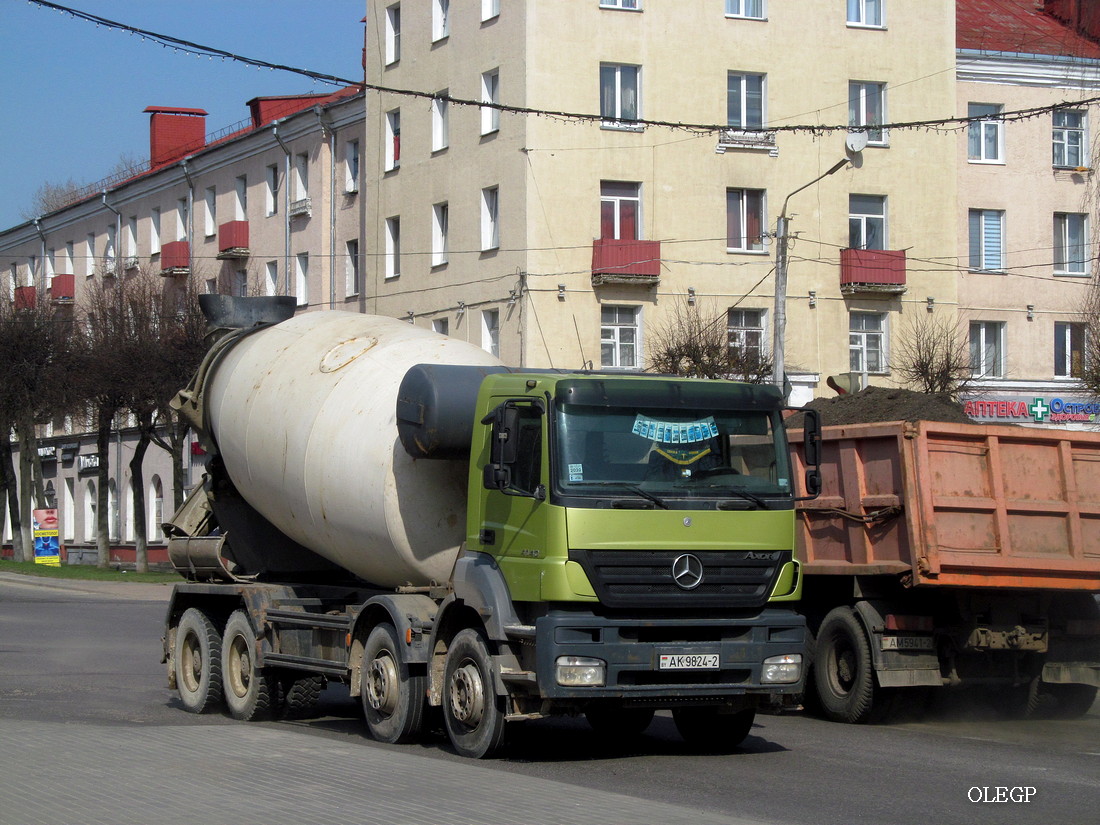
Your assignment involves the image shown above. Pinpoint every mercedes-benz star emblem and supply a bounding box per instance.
[671,553,704,590]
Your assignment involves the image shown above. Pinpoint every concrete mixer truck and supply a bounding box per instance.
[160,296,821,758]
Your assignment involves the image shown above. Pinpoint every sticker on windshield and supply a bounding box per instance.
[632,415,718,444]
[568,463,584,482]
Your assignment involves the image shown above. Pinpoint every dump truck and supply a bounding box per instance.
[160,297,821,757]
[789,420,1100,723]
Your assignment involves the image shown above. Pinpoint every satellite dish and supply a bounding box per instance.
[846,131,869,153]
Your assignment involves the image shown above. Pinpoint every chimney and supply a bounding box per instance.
[145,106,207,168]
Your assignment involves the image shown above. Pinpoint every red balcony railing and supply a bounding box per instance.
[13,286,36,309]
[840,248,906,295]
[217,220,250,258]
[49,273,75,303]
[160,240,190,274]
[591,238,662,285]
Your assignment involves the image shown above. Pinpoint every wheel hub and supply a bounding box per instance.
[366,654,399,715]
[449,663,485,726]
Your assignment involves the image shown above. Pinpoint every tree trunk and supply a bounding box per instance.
[95,409,113,569]
[130,421,151,574]
[0,437,24,561]
[17,430,34,562]
[21,413,48,509]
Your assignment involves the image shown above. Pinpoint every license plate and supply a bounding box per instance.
[659,653,720,670]
[881,635,933,651]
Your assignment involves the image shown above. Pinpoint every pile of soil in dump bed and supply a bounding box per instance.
[786,385,973,428]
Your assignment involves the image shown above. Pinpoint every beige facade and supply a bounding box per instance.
[365,0,959,403]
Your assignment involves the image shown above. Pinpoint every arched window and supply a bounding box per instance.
[149,476,164,540]
[107,479,118,542]
[84,481,97,542]
[63,478,75,542]
[123,480,135,543]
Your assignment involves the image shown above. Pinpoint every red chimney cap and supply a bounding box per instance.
[143,106,208,116]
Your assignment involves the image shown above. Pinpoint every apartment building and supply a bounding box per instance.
[364,0,959,403]
[0,87,365,558]
[956,0,1100,426]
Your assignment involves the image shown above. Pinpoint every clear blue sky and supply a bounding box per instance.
[0,0,365,229]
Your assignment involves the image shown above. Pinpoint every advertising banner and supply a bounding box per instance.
[32,508,61,567]
[963,395,1099,426]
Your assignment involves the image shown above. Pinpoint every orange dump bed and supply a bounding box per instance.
[790,420,1100,590]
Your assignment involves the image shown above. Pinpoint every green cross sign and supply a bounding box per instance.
[1029,398,1050,421]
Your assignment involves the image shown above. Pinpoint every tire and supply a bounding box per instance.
[221,609,275,721]
[361,623,427,744]
[277,673,326,720]
[813,606,876,723]
[672,707,756,751]
[584,705,655,738]
[1043,683,1098,719]
[173,607,224,714]
[443,628,508,759]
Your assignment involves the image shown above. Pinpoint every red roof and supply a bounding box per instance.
[957,0,1100,59]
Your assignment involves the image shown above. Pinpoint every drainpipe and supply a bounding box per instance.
[102,193,121,276]
[179,159,195,274]
[272,121,292,297]
[33,219,45,291]
[315,105,337,310]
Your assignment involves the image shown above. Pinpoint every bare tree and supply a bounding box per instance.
[647,298,773,382]
[891,312,973,398]
[1079,275,1100,399]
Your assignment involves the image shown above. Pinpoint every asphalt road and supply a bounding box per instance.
[1,573,1098,825]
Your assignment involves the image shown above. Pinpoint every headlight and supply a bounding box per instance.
[761,653,802,684]
[555,656,606,686]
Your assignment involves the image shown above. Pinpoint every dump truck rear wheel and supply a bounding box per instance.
[672,707,755,751]
[814,606,875,723]
[174,607,223,714]
[362,623,427,744]
[443,628,508,758]
[221,610,275,721]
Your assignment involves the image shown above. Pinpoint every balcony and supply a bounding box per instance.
[591,238,662,286]
[13,286,36,309]
[217,220,250,259]
[839,248,907,296]
[160,241,190,277]
[715,128,778,156]
[49,273,75,304]
[289,197,312,218]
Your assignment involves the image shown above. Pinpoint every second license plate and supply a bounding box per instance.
[658,653,720,670]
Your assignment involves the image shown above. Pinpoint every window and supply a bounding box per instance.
[176,198,188,242]
[601,306,640,369]
[205,277,218,295]
[385,109,401,171]
[725,0,764,18]
[968,104,1003,163]
[849,81,885,144]
[46,248,55,279]
[847,0,883,27]
[481,69,500,135]
[1054,322,1086,378]
[86,233,96,276]
[850,312,886,373]
[385,4,401,64]
[293,153,309,201]
[481,186,499,251]
[481,309,500,357]
[385,217,401,279]
[600,64,640,128]
[295,252,309,306]
[345,140,360,193]
[104,224,116,270]
[204,187,216,236]
[726,188,765,252]
[124,218,136,260]
[849,194,885,250]
[432,93,449,151]
[65,241,74,274]
[601,181,641,240]
[482,0,500,21]
[432,203,449,266]
[968,209,1004,272]
[728,309,766,361]
[727,72,764,129]
[433,317,449,336]
[265,260,278,296]
[1053,110,1085,168]
[601,0,640,9]
[433,0,450,41]
[970,321,1005,378]
[150,208,161,255]
[235,176,247,220]
[236,270,248,297]
[265,165,279,216]
[346,239,361,296]
[1054,213,1089,275]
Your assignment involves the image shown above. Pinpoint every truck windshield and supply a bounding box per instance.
[554,402,791,500]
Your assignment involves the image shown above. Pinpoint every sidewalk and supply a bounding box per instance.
[0,570,174,601]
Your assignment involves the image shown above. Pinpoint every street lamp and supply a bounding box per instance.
[772,157,851,392]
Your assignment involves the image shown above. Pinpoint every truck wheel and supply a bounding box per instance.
[814,606,875,723]
[174,607,224,714]
[443,628,508,758]
[584,705,655,738]
[362,623,427,744]
[672,707,755,751]
[1045,683,1098,719]
[278,673,326,720]
[221,609,275,721]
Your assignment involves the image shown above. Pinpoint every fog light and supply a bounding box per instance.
[761,653,802,684]
[555,656,606,686]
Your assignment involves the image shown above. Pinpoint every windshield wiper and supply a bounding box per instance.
[571,481,670,509]
[714,488,767,508]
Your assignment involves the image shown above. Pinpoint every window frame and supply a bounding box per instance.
[967,208,1005,273]
[345,140,360,193]
[600,305,641,369]
[727,71,765,130]
[481,70,500,135]
[600,63,642,130]
[432,0,450,42]
[968,103,1004,164]
[1054,212,1089,276]
[385,4,401,65]
[265,165,279,216]
[600,0,641,10]
[969,320,1006,378]
[725,0,765,20]
[295,252,309,307]
[1054,321,1086,378]
[482,0,500,22]
[727,308,767,360]
[345,239,361,297]
[432,202,449,267]
[204,186,217,237]
[385,216,401,280]
[481,309,501,357]
[1053,109,1086,168]
[385,109,401,172]
[849,311,887,374]
[600,181,642,240]
[481,186,500,251]
[847,0,884,28]
[848,80,886,145]
[433,93,450,152]
[848,194,887,251]
[726,188,766,253]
